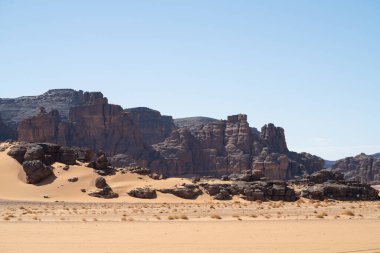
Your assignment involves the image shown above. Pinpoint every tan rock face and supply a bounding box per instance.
[332,153,380,183]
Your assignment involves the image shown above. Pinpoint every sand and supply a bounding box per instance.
[1,220,379,253]
[0,143,380,253]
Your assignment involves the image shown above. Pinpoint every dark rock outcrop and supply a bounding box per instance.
[7,145,28,163]
[128,187,157,199]
[200,181,298,201]
[306,169,344,184]
[88,186,119,199]
[7,143,89,166]
[158,184,202,199]
[95,177,107,189]
[301,182,379,201]
[89,177,118,198]
[22,160,53,184]
[332,153,380,184]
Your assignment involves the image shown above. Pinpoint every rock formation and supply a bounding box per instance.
[16,97,174,158]
[0,89,107,139]
[146,114,324,178]
[3,89,326,180]
[22,160,54,184]
[332,153,380,184]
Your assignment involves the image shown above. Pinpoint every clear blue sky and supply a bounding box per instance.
[1,0,379,160]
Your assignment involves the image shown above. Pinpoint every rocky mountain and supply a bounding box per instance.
[332,153,380,184]
[1,89,325,179]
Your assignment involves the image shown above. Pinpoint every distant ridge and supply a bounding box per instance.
[174,117,219,132]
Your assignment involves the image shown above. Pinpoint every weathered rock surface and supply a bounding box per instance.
[7,143,89,166]
[124,107,175,145]
[332,153,380,183]
[88,186,119,199]
[301,182,379,201]
[147,114,324,179]
[89,177,118,198]
[128,187,157,199]
[306,169,344,184]
[158,184,202,199]
[22,160,53,184]
[17,101,173,158]
[200,181,298,201]
[0,115,15,140]
[174,117,219,133]
[95,177,107,189]
[4,89,327,180]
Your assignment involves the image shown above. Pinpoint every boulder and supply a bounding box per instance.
[59,146,77,165]
[128,187,157,199]
[307,169,344,184]
[68,177,78,182]
[22,160,53,184]
[7,145,27,163]
[158,184,202,199]
[24,145,44,161]
[88,186,119,199]
[95,177,107,189]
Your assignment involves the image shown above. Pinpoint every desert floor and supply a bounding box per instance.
[0,200,380,253]
[1,143,380,252]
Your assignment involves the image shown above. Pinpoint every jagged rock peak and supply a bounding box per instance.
[227,114,247,123]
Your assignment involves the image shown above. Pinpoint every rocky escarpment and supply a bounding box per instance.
[0,89,106,131]
[298,169,379,201]
[8,89,324,180]
[332,153,380,184]
[125,107,175,145]
[144,114,324,179]
[0,115,15,141]
[17,99,175,157]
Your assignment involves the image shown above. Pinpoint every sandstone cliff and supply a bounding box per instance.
[16,97,175,158]
[8,89,326,180]
[145,114,324,179]
[0,89,107,139]
[332,153,380,183]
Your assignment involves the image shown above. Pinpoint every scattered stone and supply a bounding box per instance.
[68,177,78,183]
[125,166,151,175]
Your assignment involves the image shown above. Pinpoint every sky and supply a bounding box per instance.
[0,0,379,160]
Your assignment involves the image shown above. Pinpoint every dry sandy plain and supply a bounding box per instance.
[0,143,379,253]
